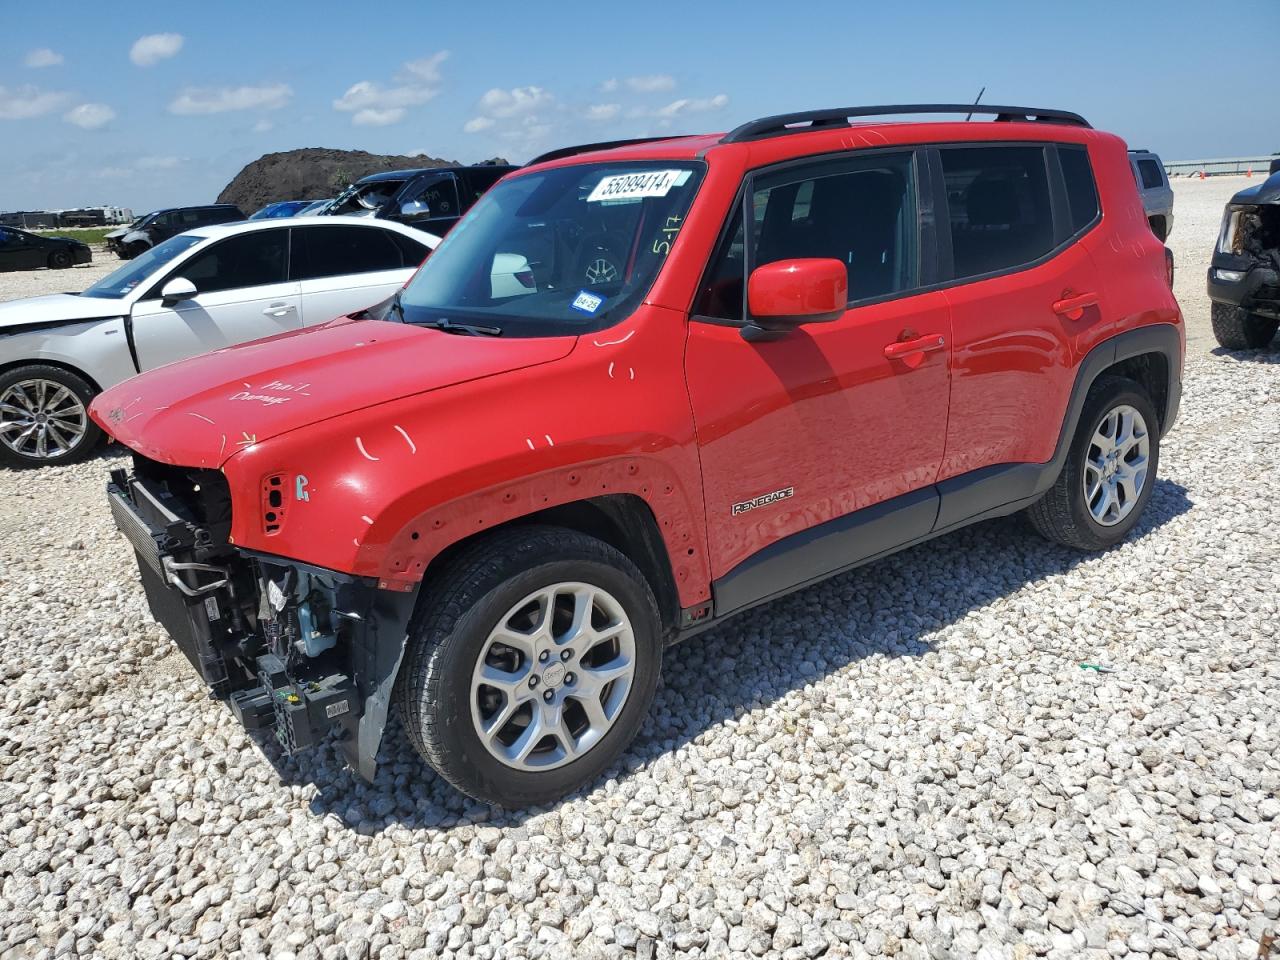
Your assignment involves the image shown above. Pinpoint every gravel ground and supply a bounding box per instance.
[2,180,1278,960]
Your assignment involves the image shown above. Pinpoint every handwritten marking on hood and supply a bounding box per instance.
[361,515,374,525]
[545,435,554,446]
[592,329,635,348]
[187,412,216,425]
[219,435,226,459]
[608,362,615,379]
[229,391,291,406]
[355,437,380,462]
[394,425,416,454]
[526,438,535,450]
[237,432,257,448]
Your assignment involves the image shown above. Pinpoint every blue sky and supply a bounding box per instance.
[3,0,1278,214]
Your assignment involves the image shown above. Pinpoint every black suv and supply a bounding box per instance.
[105,204,245,259]
[322,164,515,235]
[1208,169,1280,350]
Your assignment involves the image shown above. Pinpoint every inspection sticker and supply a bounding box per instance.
[571,290,605,314]
[587,169,689,203]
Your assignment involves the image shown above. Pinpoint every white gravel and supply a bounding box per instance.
[2,180,1279,960]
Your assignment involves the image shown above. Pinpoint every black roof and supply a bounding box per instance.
[722,103,1090,144]
[356,163,517,184]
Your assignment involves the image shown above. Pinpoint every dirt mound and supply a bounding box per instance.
[216,148,508,214]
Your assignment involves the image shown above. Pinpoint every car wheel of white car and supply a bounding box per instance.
[0,365,103,469]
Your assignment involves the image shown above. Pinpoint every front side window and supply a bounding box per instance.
[161,229,288,296]
[80,234,205,299]
[402,174,460,219]
[940,145,1054,279]
[291,225,409,279]
[695,152,918,322]
[398,161,705,336]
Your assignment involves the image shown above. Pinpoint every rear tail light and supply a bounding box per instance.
[515,269,536,289]
[1164,248,1174,288]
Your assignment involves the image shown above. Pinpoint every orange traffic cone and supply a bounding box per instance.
[1246,167,1252,178]
[1199,169,1206,180]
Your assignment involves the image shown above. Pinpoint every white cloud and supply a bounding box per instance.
[136,155,182,169]
[600,78,619,93]
[626,74,676,93]
[252,118,274,133]
[477,86,553,118]
[63,103,115,129]
[353,107,405,127]
[584,103,620,122]
[169,83,293,115]
[655,93,729,118]
[130,33,184,67]
[0,85,71,120]
[333,52,447,126]
[24,48,63,68]
[463,116,494,133]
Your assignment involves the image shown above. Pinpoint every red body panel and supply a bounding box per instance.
[91,118,1182,611]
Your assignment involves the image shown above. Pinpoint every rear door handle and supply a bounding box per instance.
[884,334,946,360]
[263,303,295,318]
[1052,292,1098,319]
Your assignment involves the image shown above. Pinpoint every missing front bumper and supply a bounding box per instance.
[107,466,416,781]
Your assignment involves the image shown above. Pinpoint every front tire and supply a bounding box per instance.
[47,249,72,269]
[1211,301,1278,350]
[1026,376,1160,551]
[396,526,663,808]
[0,365,102,468]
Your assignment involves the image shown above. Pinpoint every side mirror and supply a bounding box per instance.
[160,277,197,305]
[399,199,431,218]
[743,258,848,341]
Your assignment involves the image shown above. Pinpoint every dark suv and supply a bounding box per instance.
[105,204,245,259]
[322,164,516,235]
[95,104,1182,808]
[1208,169,1280,350]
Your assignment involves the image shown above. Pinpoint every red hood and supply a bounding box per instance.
[90,317,576,467]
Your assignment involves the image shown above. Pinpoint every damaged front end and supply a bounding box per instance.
[1208,176,1280,319]
[107,455,415,780]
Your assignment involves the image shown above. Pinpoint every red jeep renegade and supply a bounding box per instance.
[93,105,1183,807]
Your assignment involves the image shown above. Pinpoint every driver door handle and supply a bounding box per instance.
[263,303,295,318]
[884,333,946,360]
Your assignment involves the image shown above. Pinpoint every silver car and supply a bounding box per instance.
[1129,149,1174,242]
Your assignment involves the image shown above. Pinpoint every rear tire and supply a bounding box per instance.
[1211,301,1278,350]
[0,364,102,469]
[47,249,72,269]
[396,526,663,808]
[1026,376,1159,551]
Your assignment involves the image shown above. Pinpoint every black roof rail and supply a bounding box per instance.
[527,136,686,166]
[721,104,1090,144]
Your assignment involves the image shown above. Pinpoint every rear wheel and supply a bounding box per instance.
[47,249,72,269]
[0,365,102,468]
[1026,376,1159,551]
[1211,301,1278,350]
[396,526,662,808]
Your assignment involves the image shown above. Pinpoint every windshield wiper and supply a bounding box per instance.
[416,317,503,337]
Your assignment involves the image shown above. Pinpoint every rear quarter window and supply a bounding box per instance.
[1058,146,1100,235]
[1137,158,1165,190]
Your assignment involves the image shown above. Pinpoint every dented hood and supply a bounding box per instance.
[0,294,126,333]
[89,317,576,467]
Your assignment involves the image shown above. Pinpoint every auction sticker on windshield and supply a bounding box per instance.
[587,169,690,203]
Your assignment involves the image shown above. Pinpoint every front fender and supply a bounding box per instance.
[0,317,136,390]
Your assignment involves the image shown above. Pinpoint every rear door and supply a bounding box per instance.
[130,228,302,369]
[685,149,953,587]
[290,224,424,324]
[934,143,1106,496]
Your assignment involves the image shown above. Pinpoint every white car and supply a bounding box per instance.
[0,217,437,467]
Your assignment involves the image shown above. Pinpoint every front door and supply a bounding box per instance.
[130,228,302,370]
[685,150,952,594]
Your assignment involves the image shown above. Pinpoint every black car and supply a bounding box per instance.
[322,164,515,236]
[104,204,245,259]
[1208,170,1280,350]
[0,227,92,272]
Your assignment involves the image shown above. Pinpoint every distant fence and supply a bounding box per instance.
[1164,156,1278,178]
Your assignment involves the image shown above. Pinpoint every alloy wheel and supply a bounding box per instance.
[1083,403,1150,526]
[470,582,637,771]
[0,379,88,460]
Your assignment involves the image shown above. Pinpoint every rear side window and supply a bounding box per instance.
[388,230,430,265]
[1137,158,1164,190]
[1058,146,1100,235]
[174,229,288,294]
[292,225,411,280]
[940,145,1054,279]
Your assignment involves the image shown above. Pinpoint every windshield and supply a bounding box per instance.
[327,179,406,217]
[80,234,205,299]
[398,161,705,336]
